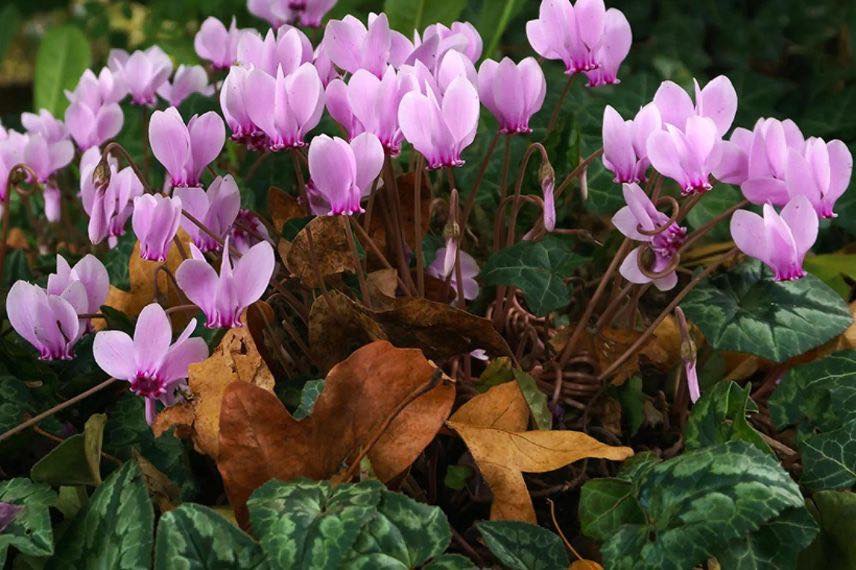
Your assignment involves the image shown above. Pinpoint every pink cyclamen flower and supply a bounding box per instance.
[174,175,241,252]
[64,68,125,151]
[246,63,325,151]
[653,75,738,138]
[478,57,546,134]
[229,210,271,254]
[582,8,631,87]
[602,103,662,184]
[157,65,214,108]
[220,66,263,147]
[7,280,85,360]
[647,116,719,195]
[407,21,483,71]
[0,131,25,207]
[307,133,384,215]
[612,183,687,291]
[427,239,480,301]
[194,17,243,70]
[132,194,183,261]
[237,26,313,77]
[21,130,74,222]
[399,77,480,169]
[48,254,109,330]
[730,195,818,281]
[22,110,67,142]
[712,117,806,205]
[323,13,411,77]
[108,46,173,106]
[785,138,852,219]
[79,147,144,246]
[327,66,417,153]
[527,0,622,75]
[248,0,288,27]
[94,302,209,424]
[297,0,338,27]
[149,107,225,188]
[176,238,275,329]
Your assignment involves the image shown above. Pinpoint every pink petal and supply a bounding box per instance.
[441,77,480,149]
[93,330,136,380]
[149,107,191,183]
[233,241,275,307]
[653,81,694,130]
[618,247,651,284]
[741,177,789,206]
[175,258,219,316]
[697,75,737,137]
[780,194,818,259]
[188,111,225,183]
[133,303,173,372]
[350,132,384,195]
[826,139,853,204]
[730,209,768,264]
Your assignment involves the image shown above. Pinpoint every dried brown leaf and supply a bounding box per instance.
[268,186,305,232]
[285,215,356,287]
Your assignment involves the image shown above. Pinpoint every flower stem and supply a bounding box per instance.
[342,216,372,307]
[460,130,501,230]
[545,75,576,137]
[413,155,426,297]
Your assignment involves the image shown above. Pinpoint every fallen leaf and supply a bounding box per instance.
[447,382,633,522]
[364,172,430,259]
[569,560,603,570]
[268,186,305,232]
[133,450,180,513]
[216,340,455,525]
[308,292,512,370]
[366,268,398,306]
[153,324,275,458]
[285,215,357,288]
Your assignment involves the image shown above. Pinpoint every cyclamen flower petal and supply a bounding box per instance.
[612,183,686,291]
[0,132,25,204]
[323,13,409,77]
[94,302,208,424]
[132,194,183,261]
[174,175,241,252]
[427,241,480,301]
[108,46,173,106]
[398,77,480,169]
[80,147,143,245]
[22,110,67,143]
[157,65,214,108]
[730,195,818,281]
[583,8,632,87]
[602,103,661,183]
[149,107,225,187]
[220,66,262,147]
[237,26,313,76]
[307,133,384,215]
[176,239,275,329]
[229,209,271,254]
[527,0,617,75]
[646,116,719,195]
[7,280,85,360]
[478,57,546,134]
[21,132,74,184]
[785,138,852,218]
[245,64,325,151]
[47,254,109,324]
[65,100,123,151]
[652,75,738,138]
[194,17,243,70]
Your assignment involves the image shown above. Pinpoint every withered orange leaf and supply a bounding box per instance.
[153,324,275,458]
[285,215,357,287]
[569,561,604,570]
[217,340,455,523]
[447,382,633,523]
[267,185,305,232]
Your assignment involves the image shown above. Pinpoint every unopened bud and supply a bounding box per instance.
[93,158,112,191]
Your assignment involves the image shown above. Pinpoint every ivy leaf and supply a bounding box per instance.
[0,375,34,433]
[482,235,585,316]
[154,504,267,569]
[769,350,856,490]
[476,521,569,570]
[33,25,92,116]
[579,478,644,541]
[585,441,807,570]
[512,369,552,430]
[682,260,852,362]
[31,413,107,486]
[248,479,382,569]
[49,460,154,569]
[423,554,478,569]
[0,479,56,565]
[384,0,466,34]
[684,381,770,453]
[716,507,817,570]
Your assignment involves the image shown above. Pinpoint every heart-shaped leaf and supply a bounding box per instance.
[0,479,56,565]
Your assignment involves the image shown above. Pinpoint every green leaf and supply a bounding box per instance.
[804,254,856,299]
[384,0,467,34]
[615,376,644,436]
[48,460,154,569]
[31,413,107,486]
[476,521,569,570]
[293,379,324,420]
[33,25,92,116]
[482,235,585,316]
[579,478,644,541]
[716,507,817,570]
[248,479,382,570]
[475,357,515,393]
[685,184,742,241]
[799,490,856,570]
[346,489,452,568]
[422,554,477,569]
[595,441,806,570]
[154,504,268,570]
[684,381,770,453]
[512,369,551,430]
[443,465,472,491]
[0,375,34,433]
[681,260,852,362]
[0,479,56,565]
[769,351,856,490]
[0,5,21,63]
[474,0,525,58]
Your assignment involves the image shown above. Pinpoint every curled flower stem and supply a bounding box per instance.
[0,377,118,443]
[102,142,153,194]
[596,247,739,382]
[636,242,681,280]
[636,195,680,236]
[0,164,41,280]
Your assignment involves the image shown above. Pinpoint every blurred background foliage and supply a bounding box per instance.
[1,0,855,246]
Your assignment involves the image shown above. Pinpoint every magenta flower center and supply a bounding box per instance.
[652,224,687,260]
[130,372,167,399]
